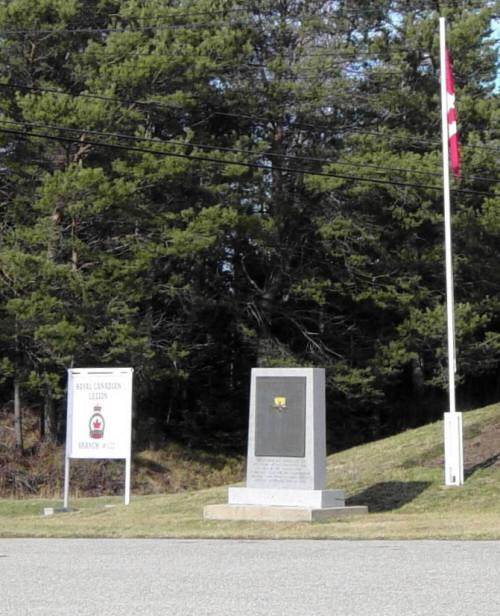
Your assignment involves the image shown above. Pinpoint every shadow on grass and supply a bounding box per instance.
[346,481,432,512]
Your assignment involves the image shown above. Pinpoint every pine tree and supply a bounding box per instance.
[0,0,497,449]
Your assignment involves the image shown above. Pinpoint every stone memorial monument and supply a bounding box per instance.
[204,367,368,522]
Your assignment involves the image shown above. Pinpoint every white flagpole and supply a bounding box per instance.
[439,16,463,486]
[439,18,456,408]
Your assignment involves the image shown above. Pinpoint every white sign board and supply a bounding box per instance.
[64,367,133,508]
[66,368,133,459]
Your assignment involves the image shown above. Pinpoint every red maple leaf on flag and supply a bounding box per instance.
[445,49,460,178]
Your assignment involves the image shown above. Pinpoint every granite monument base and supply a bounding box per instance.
[203,503,368,522]
[203,486,368,522]
[228,486,345,508]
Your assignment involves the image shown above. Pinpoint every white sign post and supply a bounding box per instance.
[64,367,134,509]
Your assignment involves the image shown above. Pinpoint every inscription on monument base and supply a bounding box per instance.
[248,457,313,489]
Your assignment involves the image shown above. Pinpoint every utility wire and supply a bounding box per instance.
[109,6,388,21]
[0,37,471,62]
[0,49,448,78]
[1,82,498,154]
[0,126,494,198]
[98,45,497,62]
[0,118,451,179]
[76,0,498,18]
[0,20,250,35]
[213,111,500,154]
[1,118,497,185]
[108,7,250,21]
[0,2,494,35]
[0,81,183,110]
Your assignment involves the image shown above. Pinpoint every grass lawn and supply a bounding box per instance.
[1,403,499,540]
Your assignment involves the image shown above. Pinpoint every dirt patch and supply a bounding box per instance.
[426,420,500,472]
[463,421,500,472]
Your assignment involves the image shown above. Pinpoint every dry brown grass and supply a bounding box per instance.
[0,407,244,498]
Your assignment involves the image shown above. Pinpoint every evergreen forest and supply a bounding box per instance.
[0,0,498,453]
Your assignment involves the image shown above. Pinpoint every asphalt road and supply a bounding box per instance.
[0,539,499,616]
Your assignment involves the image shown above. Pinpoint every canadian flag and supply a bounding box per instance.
[445,49,460,178]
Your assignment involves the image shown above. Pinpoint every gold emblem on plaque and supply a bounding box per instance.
[272,396,287,412]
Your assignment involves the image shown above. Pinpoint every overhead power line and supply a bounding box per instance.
[109,7,250,21]
[0,20,248,36]
[0,126,494,198]
[1,118,497,186]
[214,111,500,154]
[0,1,494,35]
[0,81,180,109]
[1,82,498,154]
[0,80,427,109]
[109,6,388,22]
[1,24,494,70]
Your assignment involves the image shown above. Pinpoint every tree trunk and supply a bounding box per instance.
[13,377,23,452]
[43,389,57,443]
[409,356,425,427]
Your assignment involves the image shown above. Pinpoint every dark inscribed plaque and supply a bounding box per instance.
[254,377,306,457]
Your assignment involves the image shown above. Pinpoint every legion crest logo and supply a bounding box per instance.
[272,396,287,413]
[89,405,105,439]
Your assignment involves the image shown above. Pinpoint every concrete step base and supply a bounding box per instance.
[203,503,368,522]
[228,487,345,508]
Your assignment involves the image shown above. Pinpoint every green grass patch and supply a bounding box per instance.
[0,403,498,539]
